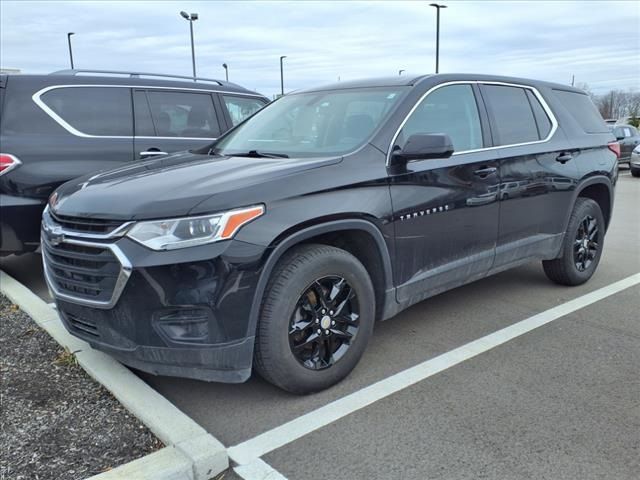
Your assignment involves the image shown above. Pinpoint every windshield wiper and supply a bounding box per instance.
[230,150,289,159]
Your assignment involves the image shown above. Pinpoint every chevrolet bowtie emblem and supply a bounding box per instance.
[48,225,64,246]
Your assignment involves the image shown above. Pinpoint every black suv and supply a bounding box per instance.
[0,69,268,255]
[42,74,618,394]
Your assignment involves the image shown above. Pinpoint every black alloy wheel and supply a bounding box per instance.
[573,215,599,272]
[288,276,360,370]
[543,197,605,286]
[254,244,375,394]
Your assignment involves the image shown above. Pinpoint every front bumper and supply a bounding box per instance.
[43,218,268,383]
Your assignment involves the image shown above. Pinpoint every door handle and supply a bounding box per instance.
[556,152,573,164]
[140,150,168,158]
[473,166,497,177]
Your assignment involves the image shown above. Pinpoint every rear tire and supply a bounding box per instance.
[254,244,375,394]
[543,198,605,286]
[631,168,640,178]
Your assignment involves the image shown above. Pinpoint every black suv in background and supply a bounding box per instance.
[43,74,618,394]
[0,70,268,255]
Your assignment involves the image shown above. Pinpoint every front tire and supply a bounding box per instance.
[543,198,605,286]
[254,244,375,394]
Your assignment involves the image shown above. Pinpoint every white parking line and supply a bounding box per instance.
[234,458,289,480]
[228,272,640,466]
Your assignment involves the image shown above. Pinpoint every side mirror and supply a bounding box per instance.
[615,134,625,141]
[390,133,454,166]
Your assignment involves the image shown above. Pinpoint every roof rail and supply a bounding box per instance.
[49,69,242,88]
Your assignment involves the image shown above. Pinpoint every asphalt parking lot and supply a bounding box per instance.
[2,171,638,479]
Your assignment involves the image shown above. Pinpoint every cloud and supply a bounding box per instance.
[1,0,638,97]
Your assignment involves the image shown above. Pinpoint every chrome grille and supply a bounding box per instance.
[42,210,132,309]
[44,208,132,239]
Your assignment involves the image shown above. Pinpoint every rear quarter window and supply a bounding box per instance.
[40,86,133,136]
[553,89,608,134]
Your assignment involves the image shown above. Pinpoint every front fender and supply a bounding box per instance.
[244,218,395,345]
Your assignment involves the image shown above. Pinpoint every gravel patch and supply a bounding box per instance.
[0,294,162,479]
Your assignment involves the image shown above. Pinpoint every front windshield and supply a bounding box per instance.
[214,87,407,158]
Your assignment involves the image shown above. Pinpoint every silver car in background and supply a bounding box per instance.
[630,144,640,177]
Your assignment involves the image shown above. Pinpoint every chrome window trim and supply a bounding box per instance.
[32,84,262,140]
[385,80,559,166]
[42,235,132,310]
[0,153,22,177]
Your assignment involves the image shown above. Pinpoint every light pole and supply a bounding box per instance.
[398,69,405,76]
[222,63,228,81]
[429,3,447,73]
[67,32,75,69]
[280,55,287,96]
[180,11,198,79]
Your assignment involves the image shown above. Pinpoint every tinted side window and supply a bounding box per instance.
[133,90,155,136]
[553,89,608,134]
[483,85,539,145]
[147,91,221,138]
[41,87,132,136]
[525,89,552,139]
[223,95,266,126]
[397,84,483,152]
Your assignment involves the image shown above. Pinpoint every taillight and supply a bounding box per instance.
[608,142,620,159]
[0,153,21,176]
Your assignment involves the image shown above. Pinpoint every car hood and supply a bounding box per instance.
[52,151,342,220]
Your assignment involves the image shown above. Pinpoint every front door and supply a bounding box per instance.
[389,83,500,305]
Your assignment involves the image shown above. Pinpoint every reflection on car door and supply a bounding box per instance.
[389,83,500,305]
[133,89,222,160]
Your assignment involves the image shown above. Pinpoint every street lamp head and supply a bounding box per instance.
[280,55,287,60]
[190,13,198,20]
[222,63,228,69]
[429,3,447,8]
[68,32,75,36]
[180,11,189,19]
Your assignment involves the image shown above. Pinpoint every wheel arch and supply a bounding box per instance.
[246,218,395,341]
[571,176,614,230]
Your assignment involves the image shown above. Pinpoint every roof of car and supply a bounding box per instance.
[294,73,585,95]
[5,70,267,97]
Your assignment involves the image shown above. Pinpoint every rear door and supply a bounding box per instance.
[389,83,500,304]
[480,83,577,271]
[133,89,222,160]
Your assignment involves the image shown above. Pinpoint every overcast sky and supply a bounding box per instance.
[1,0,638,97]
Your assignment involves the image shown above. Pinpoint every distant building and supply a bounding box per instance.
[0,68,21,74]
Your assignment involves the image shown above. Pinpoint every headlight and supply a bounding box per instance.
[633,145,640,154]
[126,205,264,250]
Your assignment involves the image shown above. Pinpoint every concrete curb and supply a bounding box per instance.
[0,270,228,480]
